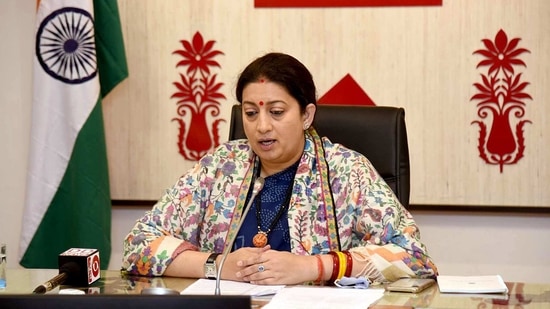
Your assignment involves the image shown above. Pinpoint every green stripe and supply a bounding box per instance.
[21,99,112,269]
[94,0,128,97]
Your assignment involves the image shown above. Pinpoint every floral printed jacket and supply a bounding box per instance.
[122,129,438,281]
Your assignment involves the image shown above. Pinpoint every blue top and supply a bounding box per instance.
[232,162,297,252]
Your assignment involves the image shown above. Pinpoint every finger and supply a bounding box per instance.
[236,255,262,268]
[236,247,270,267]
[235,265,255,279]
[238,262,268,280]
[236,259,247,267]
[247,268,276,285]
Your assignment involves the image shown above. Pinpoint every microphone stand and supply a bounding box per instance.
[32,261,80,294]
[215,177,265,295]
[32,272,68,294]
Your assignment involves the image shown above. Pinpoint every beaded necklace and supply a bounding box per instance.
[251,159,298,248]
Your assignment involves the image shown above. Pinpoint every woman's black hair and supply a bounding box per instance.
[235,53,317,111]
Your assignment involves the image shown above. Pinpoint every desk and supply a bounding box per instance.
[0,268,196,295]
[1,269,550,308]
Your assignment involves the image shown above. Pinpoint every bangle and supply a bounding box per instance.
[314,255,324,284]
[327,251,340,283]
[344,251,353,277]
[335,251,346,280]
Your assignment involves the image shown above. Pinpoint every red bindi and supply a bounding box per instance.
[260,79,265,83]
[259,101,264,106]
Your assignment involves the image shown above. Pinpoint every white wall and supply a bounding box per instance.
[0,0,34,268]
[1,0,549,284]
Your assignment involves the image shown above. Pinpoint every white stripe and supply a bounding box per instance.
[20,0,99,259]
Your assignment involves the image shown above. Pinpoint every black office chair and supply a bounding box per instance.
[228,104,411,208]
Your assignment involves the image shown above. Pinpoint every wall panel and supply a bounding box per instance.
[104,0,550,208]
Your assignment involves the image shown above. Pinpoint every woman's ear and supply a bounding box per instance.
[303,103,316,130]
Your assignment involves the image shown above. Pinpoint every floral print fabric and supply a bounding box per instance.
[122,129,438,281]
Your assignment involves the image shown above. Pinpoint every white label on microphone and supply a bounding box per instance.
[87,251,101,284]
[61,248,97,257]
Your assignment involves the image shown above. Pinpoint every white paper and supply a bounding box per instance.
[262,286,385,309]
[437,275,509,294]
[180,278,285,297]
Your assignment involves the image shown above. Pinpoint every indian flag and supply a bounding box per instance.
[20,0,127,269]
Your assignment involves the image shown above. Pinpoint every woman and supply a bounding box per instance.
[122,52,438,285]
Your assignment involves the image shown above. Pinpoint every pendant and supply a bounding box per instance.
[253,231,268,247]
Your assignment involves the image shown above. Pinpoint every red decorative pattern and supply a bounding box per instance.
[318,74,376,106]
[171,32,226,161]
[470,29,532,173]
[255,0,442,7]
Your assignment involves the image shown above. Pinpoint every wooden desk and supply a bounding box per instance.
[373,281,550,309]
[0,268,195,295]
[1,269,549,308]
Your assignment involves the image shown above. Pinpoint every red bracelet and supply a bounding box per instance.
[314,255,324,284]
[327,251,340,284]
[343,250,353,277]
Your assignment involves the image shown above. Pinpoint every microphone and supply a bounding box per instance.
[32,248,101,294]
[215,177,265,295]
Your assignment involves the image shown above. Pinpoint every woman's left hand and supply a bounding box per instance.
[235,247,318,285]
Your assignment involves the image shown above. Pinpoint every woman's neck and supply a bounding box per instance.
[259,139,305,177]
[259,157,301,178]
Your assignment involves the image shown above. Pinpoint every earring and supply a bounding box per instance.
[303,123,309,130]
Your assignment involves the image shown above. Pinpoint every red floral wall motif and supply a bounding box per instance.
[171,32,226,161]
[470,29,532,173]
[255,0,442,7]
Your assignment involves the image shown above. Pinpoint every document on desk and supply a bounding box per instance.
[180,278,285,296]
[262,286,385,309]
[437,275,509,294]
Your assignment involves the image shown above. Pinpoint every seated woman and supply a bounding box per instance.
[122,52,438,285]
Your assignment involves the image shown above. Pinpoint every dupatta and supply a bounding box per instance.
[221,127,340,254]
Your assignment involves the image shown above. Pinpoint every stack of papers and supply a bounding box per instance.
[181,279,284,297]
[437,275,509,294]
[263,286,385,309]
[181,279,385,309]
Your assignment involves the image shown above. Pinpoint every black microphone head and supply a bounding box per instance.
[58,248,100,286]
[59,261,80,276]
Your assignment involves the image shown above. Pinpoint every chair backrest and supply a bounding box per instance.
[228,104,410,208]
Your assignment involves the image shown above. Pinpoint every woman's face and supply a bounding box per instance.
[241,80,315,176]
